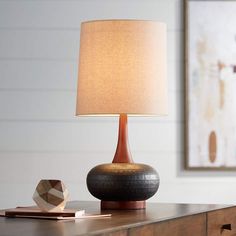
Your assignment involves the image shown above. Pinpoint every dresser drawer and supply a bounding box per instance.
[207,207,236,236]
[128,213,206,236]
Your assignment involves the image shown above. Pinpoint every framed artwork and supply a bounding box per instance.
[185,0,236,169]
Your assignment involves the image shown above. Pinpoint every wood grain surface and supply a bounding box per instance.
[0,201,234,236]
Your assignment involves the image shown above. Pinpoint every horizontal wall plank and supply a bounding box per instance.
[0,0,181,30]
[0,60,183,92]
[0,121,183,152]
[0,60,77,90]
[0,90,183,121]
[0,153,93,184]
[156,181,236,205]
[0,30,181,62]
[0,90,77,120]
[0,183,37,209]
[0,30,80,60]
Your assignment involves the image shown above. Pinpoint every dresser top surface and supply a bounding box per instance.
[0,201,234,236]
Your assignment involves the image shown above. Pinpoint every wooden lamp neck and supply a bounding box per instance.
[112,114,133,163]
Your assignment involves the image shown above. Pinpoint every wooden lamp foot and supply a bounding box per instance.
[101,200,146,210]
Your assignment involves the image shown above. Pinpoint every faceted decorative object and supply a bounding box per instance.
[33,179,69,212]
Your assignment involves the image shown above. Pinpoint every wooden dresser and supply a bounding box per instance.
[0,201,236,236]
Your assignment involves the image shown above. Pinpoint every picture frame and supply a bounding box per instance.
[184,0,236,170]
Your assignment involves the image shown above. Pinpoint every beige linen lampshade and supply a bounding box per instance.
[76,20,167,116]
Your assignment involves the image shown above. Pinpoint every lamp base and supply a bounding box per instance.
[101,200,145,210]
[86,163,159,210]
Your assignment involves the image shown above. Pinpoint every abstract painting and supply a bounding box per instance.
[185,0,236,169]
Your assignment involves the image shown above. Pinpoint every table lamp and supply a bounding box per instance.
[76,20,167,210]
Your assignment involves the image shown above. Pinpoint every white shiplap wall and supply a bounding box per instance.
[1,0,236,209]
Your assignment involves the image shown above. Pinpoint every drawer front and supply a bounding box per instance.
[128,213,206,236]
[207,207,236,236]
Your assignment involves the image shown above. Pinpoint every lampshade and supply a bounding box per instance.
[76,20,167,116]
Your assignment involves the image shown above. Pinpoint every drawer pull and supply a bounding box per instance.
[221,224,232,231]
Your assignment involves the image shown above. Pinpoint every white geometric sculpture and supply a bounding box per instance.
[33,179,69,212]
